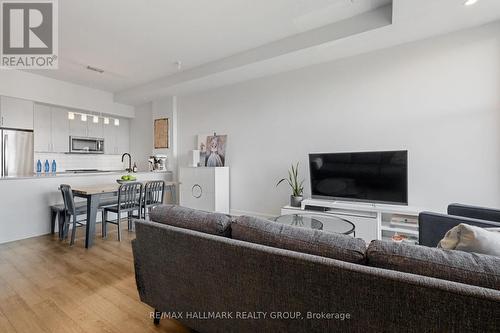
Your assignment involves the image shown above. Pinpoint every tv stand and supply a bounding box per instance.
[333,200,377,208]
[281,198,423,244]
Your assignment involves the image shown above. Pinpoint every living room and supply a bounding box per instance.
[0,0,499,332]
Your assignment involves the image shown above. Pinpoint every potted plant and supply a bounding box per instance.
[276,162,304,207]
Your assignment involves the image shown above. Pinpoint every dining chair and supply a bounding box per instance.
[59,184,88,246]
[143,180,165,220]
[102,182,143,241]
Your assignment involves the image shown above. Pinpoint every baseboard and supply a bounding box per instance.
[230,209,276,219]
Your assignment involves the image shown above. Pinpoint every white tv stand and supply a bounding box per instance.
[281,198,423,244]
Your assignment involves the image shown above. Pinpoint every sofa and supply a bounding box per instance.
[132,205,500,333]
[419,203,500,246]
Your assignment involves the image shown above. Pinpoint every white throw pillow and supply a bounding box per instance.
[438,223,500,256]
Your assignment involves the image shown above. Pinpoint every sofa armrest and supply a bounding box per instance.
[418,212,500,247]
[448,203,500,223]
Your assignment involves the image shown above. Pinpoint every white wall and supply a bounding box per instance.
[0,70,134,117]
[178,22,500,216]
[130,102,153,171]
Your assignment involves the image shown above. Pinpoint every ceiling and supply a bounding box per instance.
[29,0,500,105]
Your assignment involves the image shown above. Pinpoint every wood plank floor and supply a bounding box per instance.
[0,222,191,333]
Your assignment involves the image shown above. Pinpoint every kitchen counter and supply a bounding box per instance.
[0,170,174,244]
[0,170,172,181]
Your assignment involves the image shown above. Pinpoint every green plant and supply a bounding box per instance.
[276,162,304,197]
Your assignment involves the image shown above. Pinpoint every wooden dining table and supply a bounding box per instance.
[71,181,176,248]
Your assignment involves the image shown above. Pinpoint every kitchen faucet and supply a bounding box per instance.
[122,153,132,172]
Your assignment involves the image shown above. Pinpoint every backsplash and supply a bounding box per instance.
[34,153,127,172]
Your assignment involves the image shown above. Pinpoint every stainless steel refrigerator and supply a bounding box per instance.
[0,129,34,178]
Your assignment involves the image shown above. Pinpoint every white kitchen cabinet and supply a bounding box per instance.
[103,122,117,154]
[103,117,129,154]
[179,167,229,214]
[34,104,52,152]
[51,107,69,152]
[69,115,88,137]
[34,105,70,153]
[0,96,34,130]
[87,119,103,138]
[116,118,129,154]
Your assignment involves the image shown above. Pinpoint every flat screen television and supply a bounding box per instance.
[309,150,408,205]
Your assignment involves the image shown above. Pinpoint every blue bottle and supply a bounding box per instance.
[51,160,57,174]
[36,160,42,174]
[44,160,50,173]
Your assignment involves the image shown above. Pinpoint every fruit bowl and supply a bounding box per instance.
[117,174,137,184]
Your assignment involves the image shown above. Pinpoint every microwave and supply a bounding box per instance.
[69,136,105,154]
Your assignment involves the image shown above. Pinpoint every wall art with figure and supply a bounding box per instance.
[204,134,227,167]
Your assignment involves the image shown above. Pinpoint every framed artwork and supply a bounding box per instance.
[154,118,169,149]
[197,133,227,167]
[205,134,227,167]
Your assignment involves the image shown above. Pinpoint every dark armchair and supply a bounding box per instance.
[419,204,500,247]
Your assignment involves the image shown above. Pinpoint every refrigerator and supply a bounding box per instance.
[0,129,34,178]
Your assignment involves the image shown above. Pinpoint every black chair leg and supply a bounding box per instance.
[51,209,57,234]
[70,215,77,246]
[117,212,121,242]
[58,211,65,240]
[153,309,161,325]
[102,210,107,238]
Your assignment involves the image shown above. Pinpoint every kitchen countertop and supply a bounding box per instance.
[0,170,172,181]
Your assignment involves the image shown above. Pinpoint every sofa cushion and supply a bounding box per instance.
[438,223,500,256]
[231,215,366,264]
[149,205,231,237]
[367,240,500,290]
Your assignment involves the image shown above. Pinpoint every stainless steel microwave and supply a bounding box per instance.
[69,136,104,154]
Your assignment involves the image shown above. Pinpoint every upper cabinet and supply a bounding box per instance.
[69,115,88,137]
[33,102,129,155]
[116,118,130,154]
[34,104,70,153]
[51,107,69,152]
[103,118,129,154]
[0,96,34,130]
[87,118,104,138]
[34,104,52,152]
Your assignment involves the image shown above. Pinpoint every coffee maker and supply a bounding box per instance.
[149,155,168,171]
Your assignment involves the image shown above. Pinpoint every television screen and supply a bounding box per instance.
[309,151,408,205]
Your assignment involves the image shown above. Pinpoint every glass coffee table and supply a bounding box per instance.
[273,214,356,236]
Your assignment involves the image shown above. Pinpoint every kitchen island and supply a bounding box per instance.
[0,170,173,244]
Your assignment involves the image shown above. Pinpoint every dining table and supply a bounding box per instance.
[71,181,176,248]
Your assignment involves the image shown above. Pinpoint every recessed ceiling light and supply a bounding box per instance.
[114,118,120,126]
[81,114,87,122]
[68,112,75,120]
[464,0,479,6]
[93,115,99,123]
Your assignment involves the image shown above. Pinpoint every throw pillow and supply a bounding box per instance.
[438,223,500,256]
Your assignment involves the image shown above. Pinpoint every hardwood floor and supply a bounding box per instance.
[0,222,191,333]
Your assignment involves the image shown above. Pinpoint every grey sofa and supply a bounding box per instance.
[132,205,500,333]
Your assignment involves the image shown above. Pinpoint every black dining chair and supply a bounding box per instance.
[102,182,143,241]
[143,180,165,220]
[59,184,88,246]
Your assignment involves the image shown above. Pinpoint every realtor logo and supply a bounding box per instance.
[1,0,58,69]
